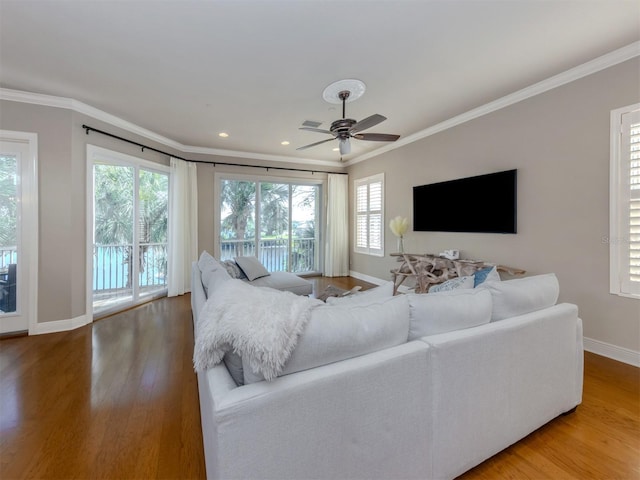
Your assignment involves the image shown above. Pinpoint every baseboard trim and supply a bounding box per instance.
[349,270,386,286]
[31,314,91,335]
[349,271,411,293]
[350,270,640,367]
[583,337,640,368]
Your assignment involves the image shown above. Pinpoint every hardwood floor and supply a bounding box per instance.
[0,295,205,479]
[1,277,638,479]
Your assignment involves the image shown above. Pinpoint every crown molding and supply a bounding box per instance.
[0,88,186,150]
[346,41,640,166]
[182,144,342,168]
[0,88,343,168]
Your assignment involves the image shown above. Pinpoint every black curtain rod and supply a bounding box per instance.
[82,124,347,175]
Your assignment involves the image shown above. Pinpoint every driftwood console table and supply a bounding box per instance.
[390,253,525,294]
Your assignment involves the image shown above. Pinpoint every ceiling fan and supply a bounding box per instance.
[297,90,400,155]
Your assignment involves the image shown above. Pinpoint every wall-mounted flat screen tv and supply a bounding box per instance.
[413,169,517,234]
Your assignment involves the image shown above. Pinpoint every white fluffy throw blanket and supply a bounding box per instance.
[193,279,322,380]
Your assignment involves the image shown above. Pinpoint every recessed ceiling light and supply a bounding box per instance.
[218,132,229,138]
[332,147,339,152]
[281,141,290,146]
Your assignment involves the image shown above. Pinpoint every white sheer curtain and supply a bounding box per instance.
[324,173,349,277]
[168,158,198,296]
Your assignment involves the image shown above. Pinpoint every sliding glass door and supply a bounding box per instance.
[89,147,169,317]
[0,133,37,334]
[219,177,321,274]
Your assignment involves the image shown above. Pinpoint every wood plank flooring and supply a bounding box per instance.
[0,276,638,479]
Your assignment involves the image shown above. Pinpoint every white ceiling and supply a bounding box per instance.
[1,0,639,166]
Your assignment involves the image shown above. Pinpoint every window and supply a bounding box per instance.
[217,175,321,274]
[354,173,384,256]
[610,103,640,299]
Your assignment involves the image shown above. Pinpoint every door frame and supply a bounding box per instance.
[0,130,38,335]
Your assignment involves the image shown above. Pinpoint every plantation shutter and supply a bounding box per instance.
[356,183,368,250]
[354,174,384,256]
[611,105,640,298]
[622,110,640,294]
[369,180,382,251]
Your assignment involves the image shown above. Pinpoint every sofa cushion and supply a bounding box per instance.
[478,273,559,321]
[235,256,270,281]
[249,271,312,295]
[429,275,474,293]
[325,281,394,306]
[408,288,492,340]
[243,294,410,384]
[198,250,223,296]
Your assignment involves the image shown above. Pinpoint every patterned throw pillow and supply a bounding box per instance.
[430,275,474,293]
[221,260,247,279]
[473,266,500,287]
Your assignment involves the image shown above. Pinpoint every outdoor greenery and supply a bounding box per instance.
[93,164,168,287]
[94,165,168,245]
[220,180,318,271]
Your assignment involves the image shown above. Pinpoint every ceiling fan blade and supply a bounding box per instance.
[296,137,336,151]
[350,114,387,134]
[353,133,400,142]
[339,138,351,155]
[299,127,333,135]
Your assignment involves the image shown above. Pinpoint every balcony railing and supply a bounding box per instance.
[1,244,168,294]
[93,243,167,293]
[220,237,316,273]
[0,247,17,269]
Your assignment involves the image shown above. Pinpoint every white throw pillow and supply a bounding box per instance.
[326,281,395,306]
[206,266,231,298]
[243,295,410,384]
[429,275,474,293]
[198,250,222,296]
[477,273,559,322]
[408,288,492,340]
[234,256,270,281]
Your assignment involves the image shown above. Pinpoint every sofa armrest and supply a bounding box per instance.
[420,302,583,480]
[200,341,433,480]
[191,261,207,331]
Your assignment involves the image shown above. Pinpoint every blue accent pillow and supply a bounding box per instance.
[430,275,474,293]
[474,266,498,287]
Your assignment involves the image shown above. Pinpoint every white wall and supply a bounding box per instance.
[347,58,640,356]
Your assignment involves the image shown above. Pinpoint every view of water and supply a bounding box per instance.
[93,246,166,290]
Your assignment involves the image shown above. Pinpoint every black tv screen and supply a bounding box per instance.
[413,169,517,234]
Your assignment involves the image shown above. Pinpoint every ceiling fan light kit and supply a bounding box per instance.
[339,138,351,155]
[298,78,400,157]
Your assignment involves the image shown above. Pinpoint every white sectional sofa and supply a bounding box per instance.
[198,251,312,296]
[191,255,583,480]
